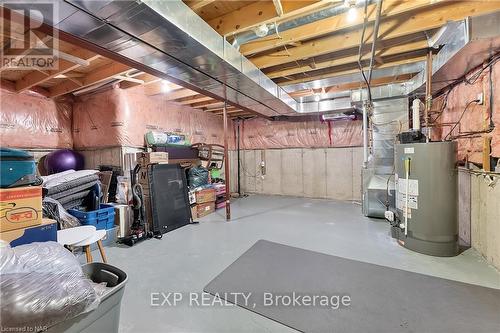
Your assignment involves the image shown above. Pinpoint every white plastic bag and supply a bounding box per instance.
[0,242,99,330]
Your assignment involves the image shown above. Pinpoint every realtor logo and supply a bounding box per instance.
[0,1,59,70]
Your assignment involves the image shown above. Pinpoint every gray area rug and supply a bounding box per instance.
[204,240,500,333]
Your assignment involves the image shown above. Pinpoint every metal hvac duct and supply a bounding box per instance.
[4,0,299,117]
[282,62,425,93]
[230,2,353,49]
[407,10,500,95]
[362,98,409,218]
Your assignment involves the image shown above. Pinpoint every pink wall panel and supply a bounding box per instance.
[72,85,225,149]
[431,60,500,164]
[237,117,362,150]
[0,86,73,149]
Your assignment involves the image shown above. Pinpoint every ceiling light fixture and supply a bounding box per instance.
[347,7,358,22]
[314,94,321,102]
[161,79,171,93]
[254,24,269,38]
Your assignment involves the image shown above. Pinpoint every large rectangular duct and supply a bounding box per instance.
[407,11,500,95]
[362,98,409,218]
[4,0,298,117]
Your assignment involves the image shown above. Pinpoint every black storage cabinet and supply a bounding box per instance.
[147,163,192,234]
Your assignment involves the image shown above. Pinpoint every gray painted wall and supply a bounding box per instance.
[229,147,363,201]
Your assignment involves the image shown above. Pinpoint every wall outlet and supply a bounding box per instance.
[477,92,484,105]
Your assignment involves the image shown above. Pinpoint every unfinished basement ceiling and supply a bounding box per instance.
[186,0,500,104]
[2,1,500,117]
[0,6,255,119]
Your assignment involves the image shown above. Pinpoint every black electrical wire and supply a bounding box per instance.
[444,99,480,141]
[430,89,451,123]
[464,55,500,85]
[357,0,372,102]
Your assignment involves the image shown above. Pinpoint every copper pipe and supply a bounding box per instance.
[425,49,433,142]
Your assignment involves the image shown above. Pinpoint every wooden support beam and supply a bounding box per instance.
[177,95,214,105]
[266,39,429,79]
[186,0,217,12]
[289,74,413,97]
[119,73,160,89]
[208,0,326,36]
[15,49,99,92]
[209,105,238,112]
[49,62,130,97]
[228,111,256,117]
[143,80,185,96]
[240,0,438,56]
[250,1,500,69]
[213,107,240,115]
[192,100,224,109]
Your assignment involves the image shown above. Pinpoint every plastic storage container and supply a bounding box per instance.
[0,147,38,188]
[69,204,115,230]
[48,262,128,333]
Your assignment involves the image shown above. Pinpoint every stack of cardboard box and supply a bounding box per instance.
[0,186,57,246]
[191,188,216,219]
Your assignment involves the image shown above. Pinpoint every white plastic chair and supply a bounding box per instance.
[57,226,107,263]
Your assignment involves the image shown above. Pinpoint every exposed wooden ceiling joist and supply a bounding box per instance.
[192,99,225,109]
[265,38,429,80]
[249,1,500,69]
[207,0,328,36]
[16,49,99,92]
[239,0,440,56]
[186,0,218,12]
[144,81,185,96]
[119,73,160,89]
[288,73,414,98]
[49,62,130,98]
[208,106,239,113]
[276,53,426,86]
[177,94,214,105]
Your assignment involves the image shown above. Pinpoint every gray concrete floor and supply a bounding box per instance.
[102,195,500,333]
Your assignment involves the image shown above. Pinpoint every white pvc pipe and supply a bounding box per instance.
[412,99,421,131]
[404,162,410,236]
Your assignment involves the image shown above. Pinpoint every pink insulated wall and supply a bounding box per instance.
[431,60,500,164]
[236,117,363,150]
[72,85,226,149]
[0,83,73,149]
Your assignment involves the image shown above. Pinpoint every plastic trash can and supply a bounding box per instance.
[48,263,127,333]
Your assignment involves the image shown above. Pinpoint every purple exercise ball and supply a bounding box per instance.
[44,149,84,174]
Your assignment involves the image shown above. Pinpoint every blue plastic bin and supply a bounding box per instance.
[69,204,115,230]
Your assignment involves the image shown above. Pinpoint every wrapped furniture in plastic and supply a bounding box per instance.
[0,242,99,330]
[188,166,209,189]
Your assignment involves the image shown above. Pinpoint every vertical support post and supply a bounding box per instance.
[483,136,491,172]
[223,101,231,220]
[237,119,241,196]
[425,49,433,142]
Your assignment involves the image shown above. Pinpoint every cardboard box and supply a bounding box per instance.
[190,204,197,219]
[196,201,215,218]
[137,166,150,191]
[0,186,42,232]
[143,193,153,231]
[136,152,169,166]
[0,218,57,247]
[195,188,216,204]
